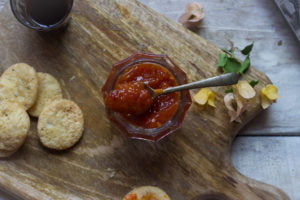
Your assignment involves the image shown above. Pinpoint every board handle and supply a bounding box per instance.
[190,174,290,200]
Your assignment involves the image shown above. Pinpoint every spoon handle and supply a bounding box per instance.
[162,72,240,94]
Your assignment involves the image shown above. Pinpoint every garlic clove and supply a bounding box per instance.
[178,2,204,29]
[224,93,237,122]
[235,93,247,122]
[237,80,256,99]
[224,93,247,123]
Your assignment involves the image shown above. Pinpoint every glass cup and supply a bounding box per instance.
[102,53,192,141]
[10,0,73,31]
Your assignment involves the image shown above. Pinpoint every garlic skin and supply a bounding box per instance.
[178,2,204,29]
[223,80,255,123]
[224,93,246,123]
[224,93,238,122]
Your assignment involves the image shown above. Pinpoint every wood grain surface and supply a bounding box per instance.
[136,1,300,199]
[0,0,290,199]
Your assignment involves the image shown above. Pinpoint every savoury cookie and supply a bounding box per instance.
[123,186,170,200]
[28,72,63,117]
[0,63,38,110]
[0,101,30,157]
[37,99,84,150]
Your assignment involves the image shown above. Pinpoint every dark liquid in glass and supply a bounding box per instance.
[26,0,72,27]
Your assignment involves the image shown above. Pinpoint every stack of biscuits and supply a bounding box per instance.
[0,63,84,158]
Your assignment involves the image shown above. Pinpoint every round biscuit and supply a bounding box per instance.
[0,63,38,110]
[28,72,63,117]
[0,101,30,157]
[123,186,170,200]
[37,99,84,150]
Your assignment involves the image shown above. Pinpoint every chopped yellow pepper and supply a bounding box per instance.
[194,88,216,107]
[260,84,279,109]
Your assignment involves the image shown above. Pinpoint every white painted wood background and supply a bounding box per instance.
[0,0,299,199]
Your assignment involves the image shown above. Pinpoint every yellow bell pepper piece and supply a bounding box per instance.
[260,84,279,109]
[194,88,216,107]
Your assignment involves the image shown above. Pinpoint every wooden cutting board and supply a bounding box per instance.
[0,0,289,199]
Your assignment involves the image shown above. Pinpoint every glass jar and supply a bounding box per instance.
[10,0,73,31]
[102,53,192,141]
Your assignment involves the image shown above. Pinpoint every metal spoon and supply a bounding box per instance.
[145,72,240,99]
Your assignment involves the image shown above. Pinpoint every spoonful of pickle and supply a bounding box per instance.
[104,72,239,115]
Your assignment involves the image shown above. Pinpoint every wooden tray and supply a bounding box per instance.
[0,0,289,199]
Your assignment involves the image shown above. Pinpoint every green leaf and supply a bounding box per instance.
[239,55,251,74]
[249,80,259,87]
[218,53,228,67]
[221,57,241,73]
[241,43,254,55]
[218,42,254,74]
[225,87,233,93]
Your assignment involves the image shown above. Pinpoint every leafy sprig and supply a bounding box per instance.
[241,43,254,55]
[218,42,254,74]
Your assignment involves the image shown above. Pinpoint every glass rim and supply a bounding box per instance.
[9,0,74,31]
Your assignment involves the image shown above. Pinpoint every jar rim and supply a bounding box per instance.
[10,0,74,31]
